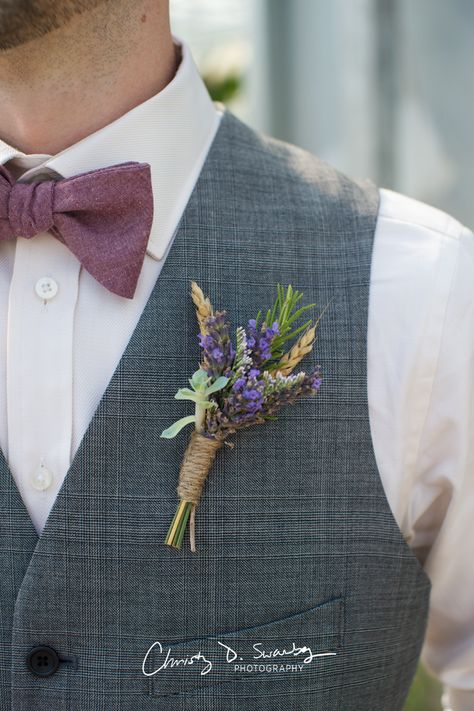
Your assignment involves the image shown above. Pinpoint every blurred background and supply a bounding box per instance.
[171,0,473,230]
[170,1,473,708]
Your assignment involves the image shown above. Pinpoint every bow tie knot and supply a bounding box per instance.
[0,161,154,298]
[8,179,55,239]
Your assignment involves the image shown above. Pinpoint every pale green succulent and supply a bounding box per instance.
[160,368,229,439]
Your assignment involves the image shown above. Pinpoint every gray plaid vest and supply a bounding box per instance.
[0,106,431,711]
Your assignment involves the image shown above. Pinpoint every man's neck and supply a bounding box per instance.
[0,1,178,156]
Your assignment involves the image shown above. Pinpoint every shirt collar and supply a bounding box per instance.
[0,34,223,261]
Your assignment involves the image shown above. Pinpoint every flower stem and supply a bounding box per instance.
[165,500,192,549]
[195,403,206,433]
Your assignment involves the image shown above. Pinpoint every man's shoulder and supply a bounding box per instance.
[377,187,471,242]
[223,106,366,186]
[218,107,473,241]
[218,107,379,220]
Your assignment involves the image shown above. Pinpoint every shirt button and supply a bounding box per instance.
[27,645,60,677]
[31,461,54,491]
[35,276,58,300]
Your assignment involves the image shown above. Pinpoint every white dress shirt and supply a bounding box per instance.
[0,33,472,711]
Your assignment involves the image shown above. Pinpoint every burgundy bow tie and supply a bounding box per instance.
[0,160,154,299]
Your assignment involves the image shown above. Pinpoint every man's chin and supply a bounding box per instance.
[0,24,60,52]
[0,32,48,52]
[0,0,111,52]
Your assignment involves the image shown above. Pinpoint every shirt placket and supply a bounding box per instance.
[6,230,80,534]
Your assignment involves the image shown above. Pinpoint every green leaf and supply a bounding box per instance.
[190,368,209,391]
[174,387,201,402]
[205,376,229,395]
[286,303,316,326]
[160,415,196,439]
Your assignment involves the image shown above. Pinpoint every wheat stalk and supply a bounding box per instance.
[191,281,214,335]
[274,325,317,376]
[274,299,331,376]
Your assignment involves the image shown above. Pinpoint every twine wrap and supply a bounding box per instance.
[177,430,222,503]
[177,430,222,550]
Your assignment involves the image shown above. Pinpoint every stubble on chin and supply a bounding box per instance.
[0,0,111,51]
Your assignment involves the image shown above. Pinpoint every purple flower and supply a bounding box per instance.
[198,311,236,379]
[246,319,280,367]
[227,372,265,418]
[204,364,322,437]
[233,377,247,392]
[309,372,322,391]
[205,367,266,433]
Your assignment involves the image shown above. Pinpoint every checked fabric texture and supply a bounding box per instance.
[0,107,431,711]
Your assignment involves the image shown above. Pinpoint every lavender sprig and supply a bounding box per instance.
[246,319,280,368]
[198,310,235,379]
[204,365,322,438]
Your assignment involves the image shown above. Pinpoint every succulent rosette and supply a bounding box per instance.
[161,281,328,551]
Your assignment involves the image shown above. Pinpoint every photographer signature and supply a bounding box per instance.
[142,639,337,677]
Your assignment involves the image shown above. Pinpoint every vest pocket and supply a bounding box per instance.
[146,595,344,699]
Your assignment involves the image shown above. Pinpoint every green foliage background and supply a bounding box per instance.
[203,72,443,711]
[404,664,442,710]
[204,72,241,104]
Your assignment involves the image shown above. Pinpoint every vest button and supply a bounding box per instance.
[27,645,60,677]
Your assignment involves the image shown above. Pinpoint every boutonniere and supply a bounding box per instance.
[161,281,329,551]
